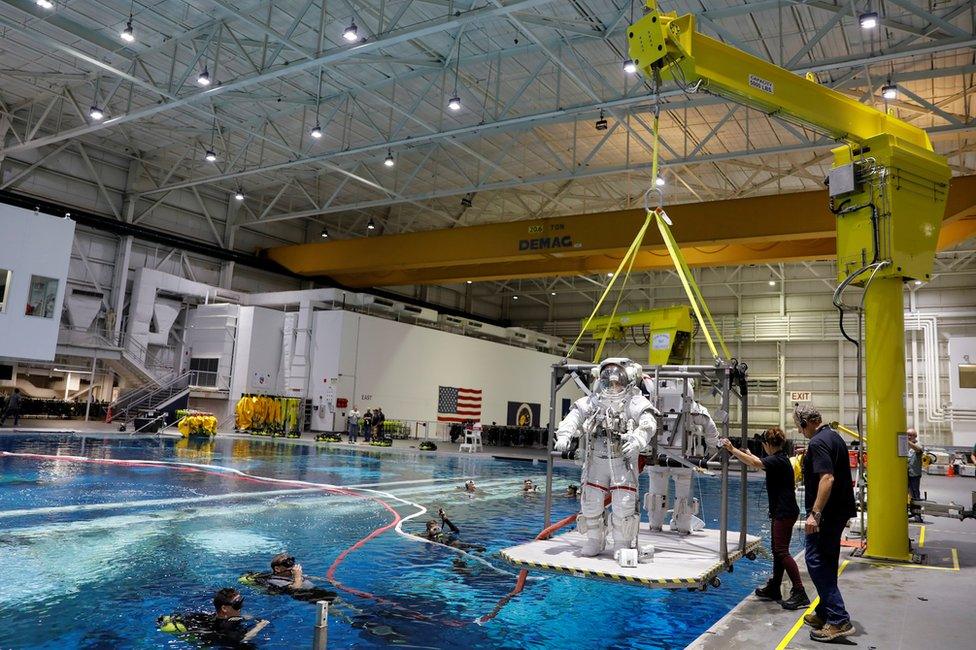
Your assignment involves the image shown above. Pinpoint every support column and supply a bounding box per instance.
[864,276,910,561]
[110,235,133,344]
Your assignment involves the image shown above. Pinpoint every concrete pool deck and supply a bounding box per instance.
[690,473,976,650]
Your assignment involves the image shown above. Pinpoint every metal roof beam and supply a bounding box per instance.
[0,0,556,157]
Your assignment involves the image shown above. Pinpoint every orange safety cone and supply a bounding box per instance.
[947,464,954,477]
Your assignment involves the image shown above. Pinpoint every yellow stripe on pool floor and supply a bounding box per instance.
[775,559,851,650]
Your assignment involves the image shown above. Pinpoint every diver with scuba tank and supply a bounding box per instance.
[239,553,337,603]
[157,588,269,646]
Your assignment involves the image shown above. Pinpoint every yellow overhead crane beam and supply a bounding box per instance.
[628,0,951,562]
[262,175,976,287]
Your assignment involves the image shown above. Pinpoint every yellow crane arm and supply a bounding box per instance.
[628,1,951,285]
[628,2,931,151]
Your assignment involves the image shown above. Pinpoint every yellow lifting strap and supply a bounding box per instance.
[653,210,730,361]
[567,209,654,360]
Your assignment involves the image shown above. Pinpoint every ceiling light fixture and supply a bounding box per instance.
[384,151,395,167]
[551,291,556,296]
[366,218,376,230]
[466,280,473,284]
[606,272,613,278]
[768,278,777,286]
[859,12,878,30]
[460,194,473,208]
[310,68,323,141]
[197,66,211,87]
[35,0,53,9]
[448,33,463,112]
[89,105,104,121]
[120,19,135,43]
[205,116,218,162]
[512,295,519,300]
[343,22,358,42]
[320,228,329,239]
[881,82,898,100]
[623,59,637,74]
[595,109,608,131]
[655,175,665,187]
[233,189,245,201]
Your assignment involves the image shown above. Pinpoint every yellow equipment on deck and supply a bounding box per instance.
[629,1,950,562]
[580,306,694,366]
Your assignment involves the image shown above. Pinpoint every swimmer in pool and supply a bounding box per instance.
[239,553,337,603]
[157,587,268,646]
[458,480,480,493]
[522,479,539,493]
[419,508,486,552]
[565,484,579,498]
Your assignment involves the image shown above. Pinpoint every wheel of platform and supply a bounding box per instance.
[710,576,721,589]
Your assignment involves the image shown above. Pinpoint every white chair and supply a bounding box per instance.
[459,424,483,453]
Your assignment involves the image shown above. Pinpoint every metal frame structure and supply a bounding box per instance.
[542,359,751,569]
[0,1,973,249]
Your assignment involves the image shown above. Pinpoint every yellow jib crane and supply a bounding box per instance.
[629,1,950,562]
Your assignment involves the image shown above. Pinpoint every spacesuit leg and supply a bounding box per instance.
[644,465,669,531]
[578,461,609,557]
[671,468,704,534]
[609,456,640,552]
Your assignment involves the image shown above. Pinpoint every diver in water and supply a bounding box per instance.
[157,588,268,647]
[239,553,337,603]
[420,508,486,552]
[457,479,480,493]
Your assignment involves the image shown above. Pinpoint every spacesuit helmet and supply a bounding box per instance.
[595,358,641,397]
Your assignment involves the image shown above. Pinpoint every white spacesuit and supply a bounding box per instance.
[642,377,721,534]
[554,359,657,557]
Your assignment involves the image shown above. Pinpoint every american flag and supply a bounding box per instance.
[437,386,482,423]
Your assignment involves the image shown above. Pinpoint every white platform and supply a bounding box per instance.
[501,524,762,589]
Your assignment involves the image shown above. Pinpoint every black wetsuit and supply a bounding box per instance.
[424,517,486,552]
[159,612,258,648]
[240,572,337,603]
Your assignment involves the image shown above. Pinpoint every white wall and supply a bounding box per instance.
[948,337,976,446]
[307,310,583,432]
[0,205,75,361]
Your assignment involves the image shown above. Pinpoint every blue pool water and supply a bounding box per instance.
[0,434,791,649]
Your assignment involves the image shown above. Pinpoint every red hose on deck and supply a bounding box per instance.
[476,494,612,624]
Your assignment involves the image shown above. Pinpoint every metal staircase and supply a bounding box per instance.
[106,371,191,428]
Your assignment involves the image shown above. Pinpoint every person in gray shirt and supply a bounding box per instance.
[907,428,924,523]
[1,388,22,427]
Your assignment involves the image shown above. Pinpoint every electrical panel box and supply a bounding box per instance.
[828,164,856,197]
[832,135,950,284]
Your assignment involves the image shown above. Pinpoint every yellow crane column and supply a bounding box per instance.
[864,277,911,560]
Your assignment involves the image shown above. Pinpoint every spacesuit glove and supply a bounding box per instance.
[554,435,572,453]
[621,432,643,456]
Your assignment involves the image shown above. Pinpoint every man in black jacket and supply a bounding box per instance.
[795,404,857,642]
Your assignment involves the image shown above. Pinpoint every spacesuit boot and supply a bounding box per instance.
[671,468,705,534]
[645,466,669,531]
[610,511,640,552]
[577,513,607,557]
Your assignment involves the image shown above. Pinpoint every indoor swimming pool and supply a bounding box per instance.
[0,434,782,649]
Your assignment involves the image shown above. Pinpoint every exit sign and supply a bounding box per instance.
[789,391,813,402]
